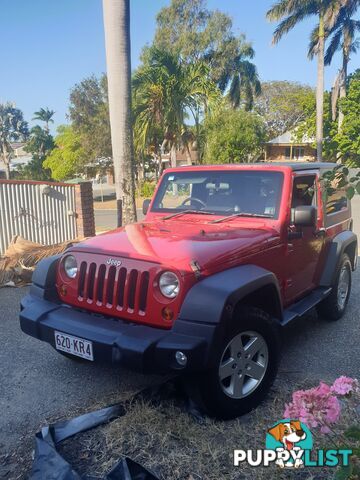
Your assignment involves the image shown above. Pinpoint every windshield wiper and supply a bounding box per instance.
[210,212,273,224]
[162,209,216,220]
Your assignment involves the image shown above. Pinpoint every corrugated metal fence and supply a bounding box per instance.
[0,180,77,255]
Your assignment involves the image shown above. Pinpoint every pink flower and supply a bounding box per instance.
[331,376,359,396]
[317,382,331,395]
[284,382,341,434]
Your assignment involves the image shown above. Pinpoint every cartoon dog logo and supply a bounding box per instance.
[267,420,307,468]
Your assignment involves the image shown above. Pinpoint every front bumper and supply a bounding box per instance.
[19,293,216,374]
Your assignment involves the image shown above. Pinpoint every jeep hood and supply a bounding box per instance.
[72,220,280,275]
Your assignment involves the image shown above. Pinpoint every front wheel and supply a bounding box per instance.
[186,307,281,420]
[317,253,352,322]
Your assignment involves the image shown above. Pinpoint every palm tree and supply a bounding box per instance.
[102,0,137,226]
[32,107,55,133]
[133,49,219,171]
[323,1,360,130]
[266,0,337,161]
[215,39,261,110]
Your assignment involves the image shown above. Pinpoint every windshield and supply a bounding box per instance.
[151,170,284,219]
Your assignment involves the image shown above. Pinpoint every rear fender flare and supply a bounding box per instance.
[320,231,358,287]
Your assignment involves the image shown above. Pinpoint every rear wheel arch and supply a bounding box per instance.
[320,231,357,287]
[344,241,357,270]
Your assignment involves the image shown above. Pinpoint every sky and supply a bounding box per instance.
[1,0,359,131]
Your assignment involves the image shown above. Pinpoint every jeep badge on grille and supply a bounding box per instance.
[106,258,122,267]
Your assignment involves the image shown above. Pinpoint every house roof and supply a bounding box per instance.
[267,131,314,145]
[11,142,26,149]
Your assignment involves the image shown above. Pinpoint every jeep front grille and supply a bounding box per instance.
[77,261,150,314]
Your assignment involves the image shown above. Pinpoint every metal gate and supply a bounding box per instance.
[0,180,77,255]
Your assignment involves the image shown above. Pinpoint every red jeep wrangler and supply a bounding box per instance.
[20,164,357,419]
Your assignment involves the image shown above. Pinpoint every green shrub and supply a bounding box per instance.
[138,181,156,198]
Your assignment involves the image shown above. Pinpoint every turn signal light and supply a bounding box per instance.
[59,285,67,296]
[162,307,174,322]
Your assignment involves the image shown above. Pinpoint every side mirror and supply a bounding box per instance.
[142,199,151,216]
[291,205,317,227]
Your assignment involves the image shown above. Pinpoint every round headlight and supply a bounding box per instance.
[159,271,180,299]
[63,255,78,279]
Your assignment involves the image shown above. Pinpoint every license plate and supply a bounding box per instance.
[54,331,94,361]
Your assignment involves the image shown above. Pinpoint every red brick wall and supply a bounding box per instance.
[75,182,95,238]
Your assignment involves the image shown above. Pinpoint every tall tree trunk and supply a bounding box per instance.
[2,147,10,179]
[4,161,10,180]
[316,13,325,162]
[170,143,177,168]
[102,0,137,227]
[185,143,192,165]
[170,143,178,195]
[338,53,348,133]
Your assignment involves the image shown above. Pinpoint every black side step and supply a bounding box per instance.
[281,287,332,326]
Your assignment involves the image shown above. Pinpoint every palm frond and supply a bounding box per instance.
[308,24,320,59]
[325,28,342,64]
[266,0,305,21]
[272,6,317,44]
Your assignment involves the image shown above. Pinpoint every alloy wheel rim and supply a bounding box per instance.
[337,265,350,310]
[218,331,269,399]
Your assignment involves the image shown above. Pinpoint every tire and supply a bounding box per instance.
[317,253,352,322]
[185,307,281,420]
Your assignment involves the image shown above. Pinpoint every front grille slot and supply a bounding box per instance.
[116,267,127,308]
[96,264,106,304]
[127,270,138,310]
[139,272,149,312]
[78,262,87,298]
[106,266,116,305]
[76,260,150,315]
[87,263,96,300]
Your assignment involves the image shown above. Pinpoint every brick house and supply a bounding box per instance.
[264,131,316,162]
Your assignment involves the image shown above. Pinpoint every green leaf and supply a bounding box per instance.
[356,182,360,195]
[354,448,360,456]
[345,426,360,440]
[323,171,334,179]
[342,167,349,176]
[346,186,355,199]
[349,177,358,183]
[335,464,353,480]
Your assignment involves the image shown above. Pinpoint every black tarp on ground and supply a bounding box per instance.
[29,402,159,480]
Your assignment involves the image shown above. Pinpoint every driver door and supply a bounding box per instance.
[284,172,326,304]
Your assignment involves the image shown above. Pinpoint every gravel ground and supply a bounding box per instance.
[0,264,359,478]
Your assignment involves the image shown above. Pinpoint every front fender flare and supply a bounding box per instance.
[177,264,283,326]
[172,265,282,369]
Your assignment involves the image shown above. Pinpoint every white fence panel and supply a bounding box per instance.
[0,181,77,255]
